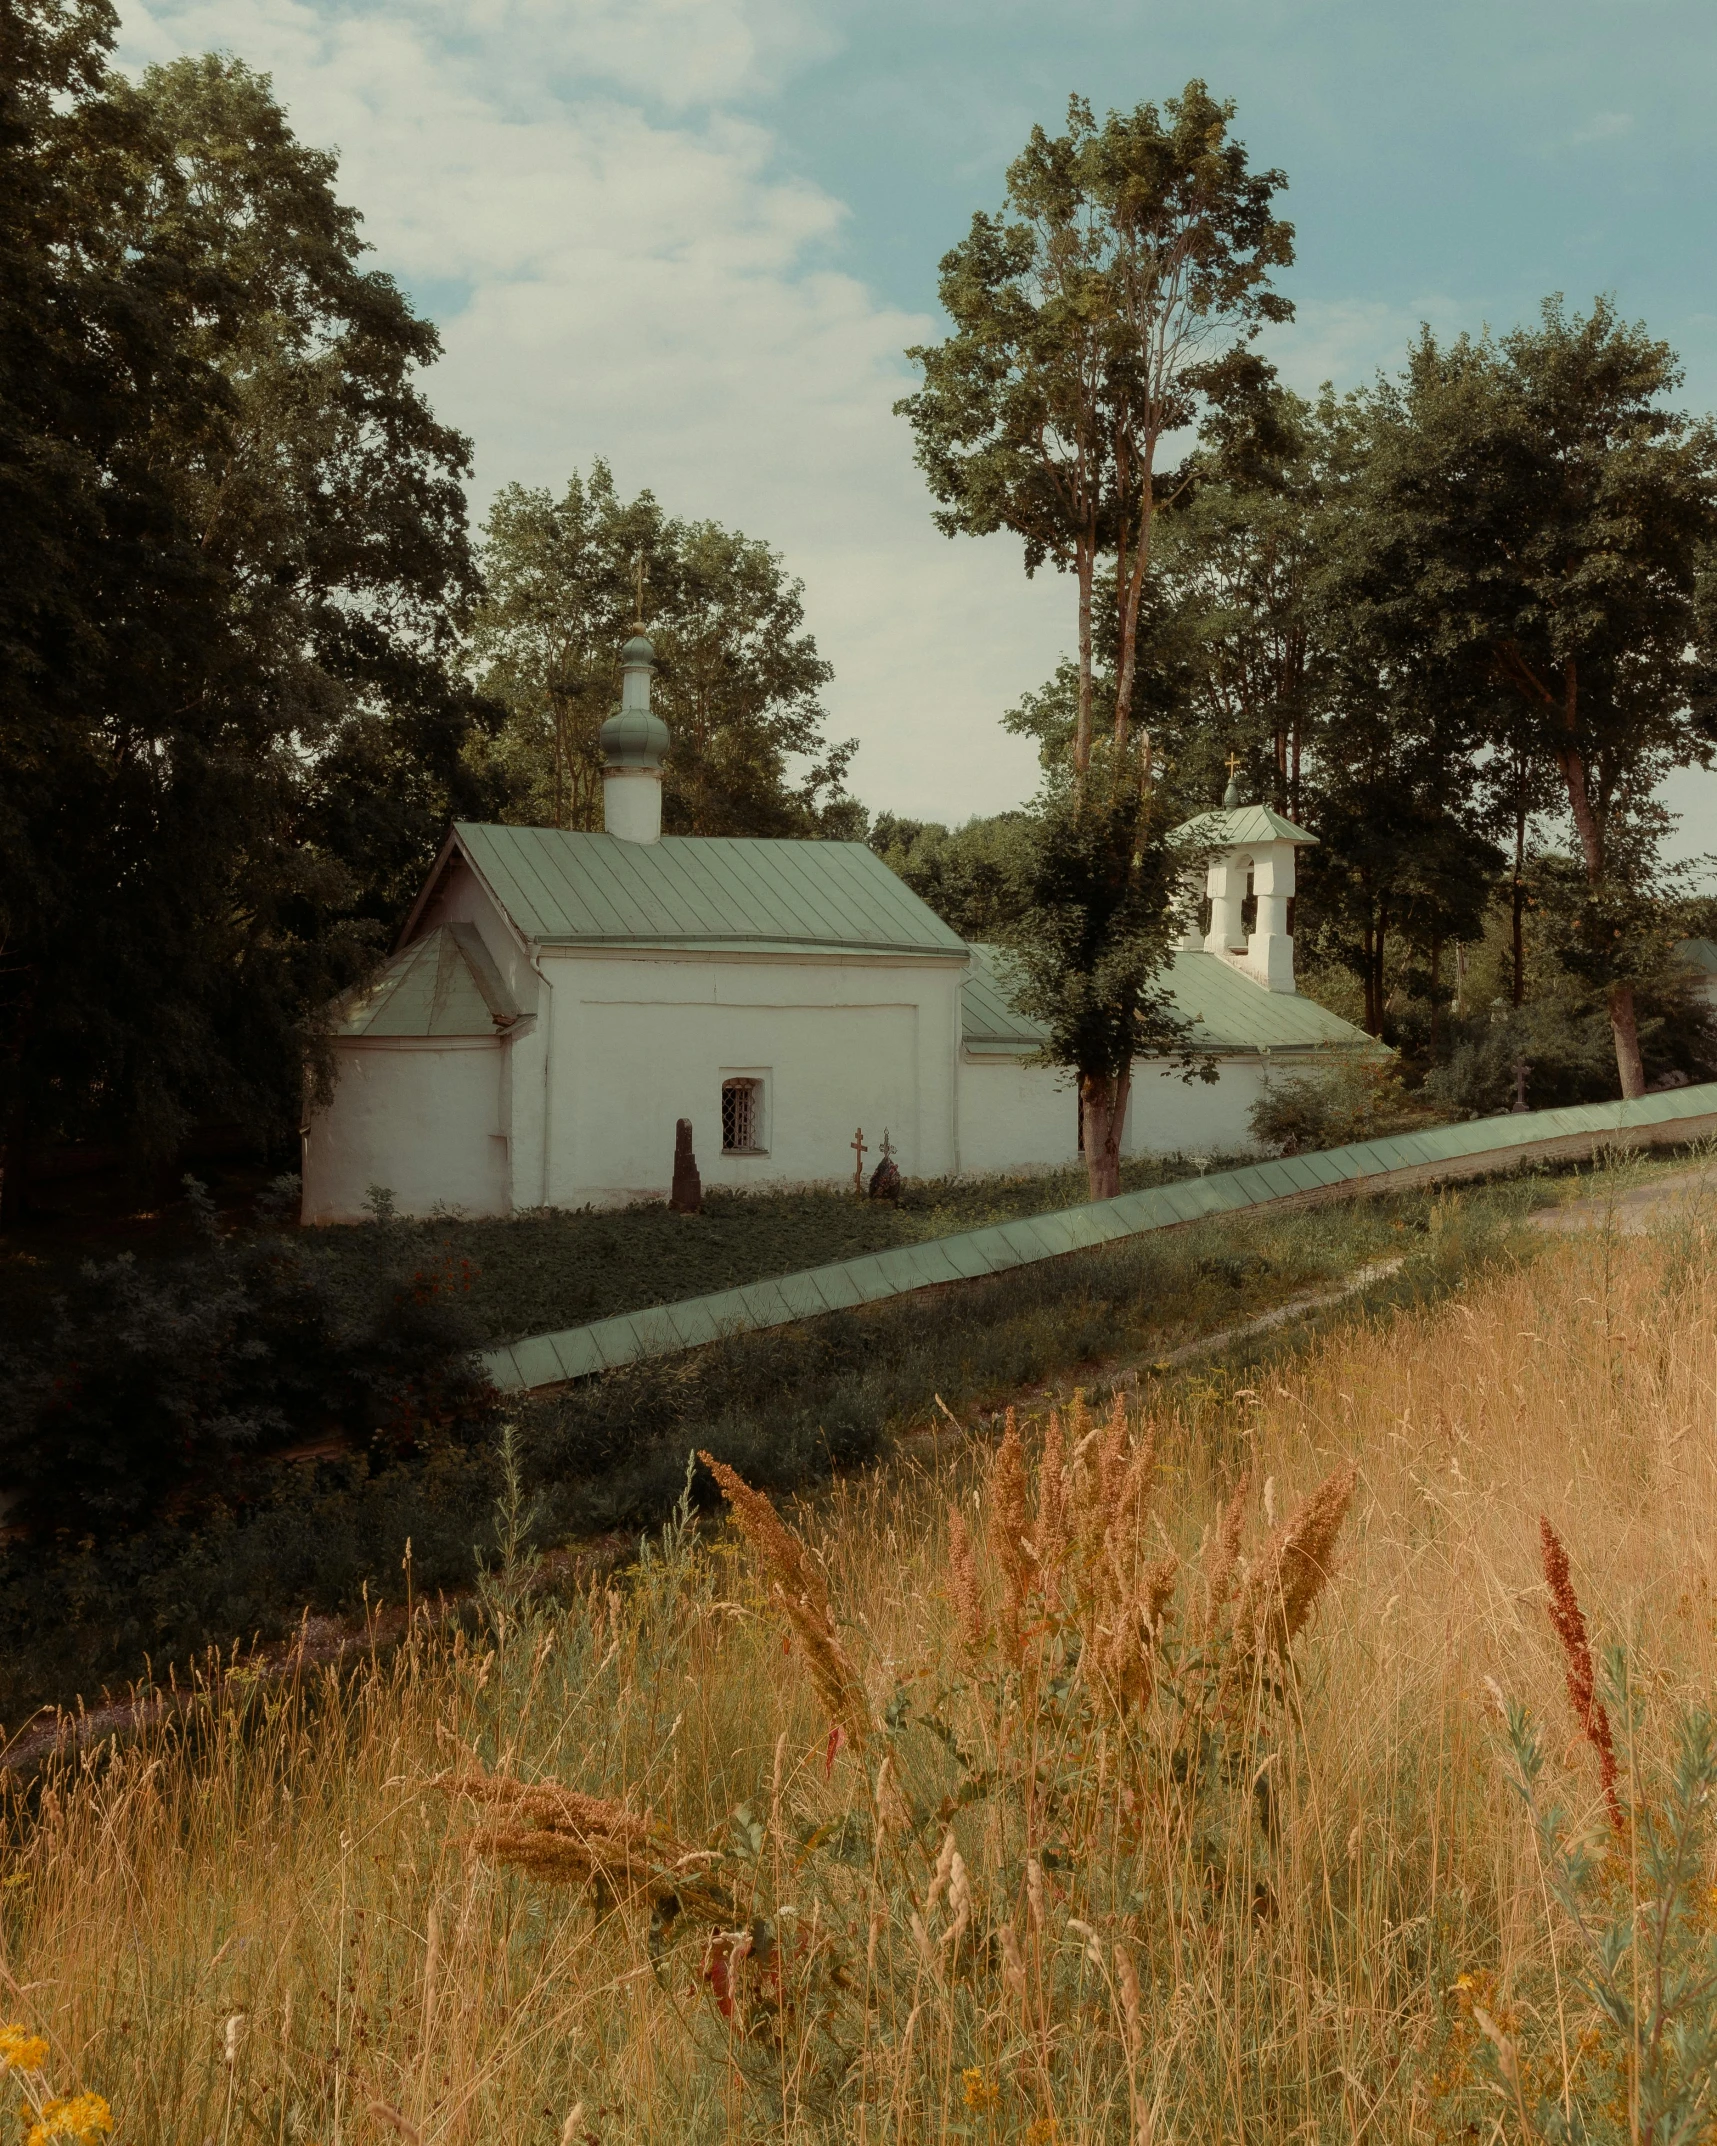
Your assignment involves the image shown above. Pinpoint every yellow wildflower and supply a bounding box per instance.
[0,2028,50,2075]
[1025,2122,1059,2145]
[27,2092,114,2145]
[961,2067,1001,2112]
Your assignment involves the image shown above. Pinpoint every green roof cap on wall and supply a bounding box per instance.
[449,823,968,957]
[961,943,1375,1056]
[480,1079,1717,1391]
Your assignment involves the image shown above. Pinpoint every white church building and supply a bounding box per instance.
[300,636,1375,1221]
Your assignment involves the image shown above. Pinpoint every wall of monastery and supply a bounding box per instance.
[954,1051,1286,1176]
[301,1036,509,1223]
[541,947,967,1206]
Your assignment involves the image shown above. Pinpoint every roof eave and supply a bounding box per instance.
[536,935,968,960]
[396,825,544,963]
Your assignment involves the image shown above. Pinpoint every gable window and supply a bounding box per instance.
[722,1077,764,1154]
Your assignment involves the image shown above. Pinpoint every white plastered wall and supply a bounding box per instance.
[543,948,966,1206]
[412,855,547,1211]
[956,1051,1324,1174]
[301,1037,509,1222]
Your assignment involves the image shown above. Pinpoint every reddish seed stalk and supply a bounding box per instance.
[1538,1517,1625,1838]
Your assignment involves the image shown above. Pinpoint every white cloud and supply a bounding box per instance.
[114,0,1065,820]
[1267,293,1475,394]
[1566,110,1634,147]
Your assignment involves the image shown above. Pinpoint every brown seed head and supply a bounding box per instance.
[990,1413,1032,1659]
[1539,1516,1624,1836]
[948,1503,985,1653]
[1034,1418,1069,1595]
[1232,1461,1357,1667]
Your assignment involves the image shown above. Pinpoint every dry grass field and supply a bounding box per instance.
[3,1184,1715,2144]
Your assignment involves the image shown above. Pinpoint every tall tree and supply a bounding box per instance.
[1341,299,1717,1096]
[1294,709,1502,1038]
[993,757,1213,1199]
[1147,386,1331,819]
[0,6,486,1216]
[867,812,1030,942]
[468,463,860,838]
[899,86,1283,1194]
[127,53,497,921]
[898,85,1293,785]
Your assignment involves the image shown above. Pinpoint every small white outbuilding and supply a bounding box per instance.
[300,638,1376,1221]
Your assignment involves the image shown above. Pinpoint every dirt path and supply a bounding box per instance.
[1529,1163,1717,1236]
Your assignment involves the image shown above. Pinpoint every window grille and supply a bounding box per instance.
[722,1078,761,1153]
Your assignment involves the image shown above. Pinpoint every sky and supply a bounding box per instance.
[114,0,1717,858]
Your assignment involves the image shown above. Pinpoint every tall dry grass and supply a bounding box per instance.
[3,1198,1715,2144]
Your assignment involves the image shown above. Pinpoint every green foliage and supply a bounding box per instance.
[1478,1672,1717,2145]
[1423,994,1717,1120]
[987,751,1215,1192]
[1412,852,1717,1112]
[1295,739,1505,1036]
[0,1177,496,1541]
[467,460,860,837]
[996,764,1203,1086]
[1246,1058,1441,1155]
[898,83,1292,777]
[1332,297,1717,1091]
[1135,382,1333,820]
[0,4,490,1202]
[867,811,1029,940]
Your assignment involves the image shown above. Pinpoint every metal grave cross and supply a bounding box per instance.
[879,1128,896,1163]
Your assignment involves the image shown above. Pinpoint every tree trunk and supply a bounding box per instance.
[1289,704,1303,822]
[1608,980,1647,1100]
[1112,459,1156,755]
[1511,789,1527,1009]
[1554,724,1646,1100]
[1080,1064,1131,1202]
[1362,915,1388,1037]
[1073,540,1095,783]
[0,1113,29,1230]
[1429,933,1442,1059]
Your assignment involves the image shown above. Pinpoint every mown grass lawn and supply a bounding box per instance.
[307,1151,1254,1344]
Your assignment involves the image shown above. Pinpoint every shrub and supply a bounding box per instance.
[1423,988,1717,1118]
[1247,1055,1443,1155]
[0,1176,496,1541]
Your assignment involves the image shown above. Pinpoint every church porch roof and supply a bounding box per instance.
[1673,936,1717,976]
[333,923,522,1038]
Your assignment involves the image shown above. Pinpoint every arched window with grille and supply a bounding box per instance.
[721,1077,764,1154]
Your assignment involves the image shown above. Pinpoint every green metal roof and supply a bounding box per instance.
[481,1079,1717,1390]
[960,942,1047,1050]
[335,924,520,1038]
[448,823,967,957]
[1173,802,1317,850]
[1673,937,1717,976]
[961,943,1376,1056]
